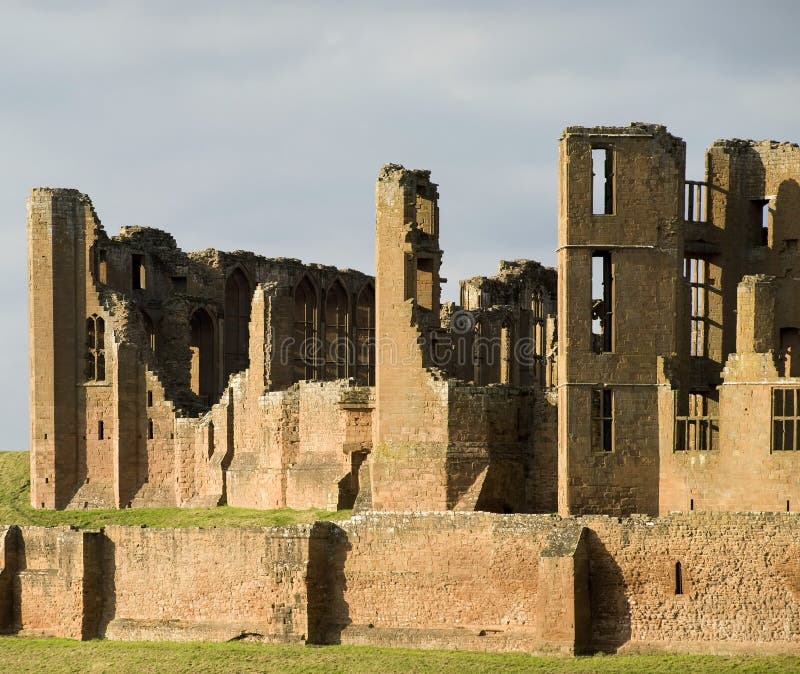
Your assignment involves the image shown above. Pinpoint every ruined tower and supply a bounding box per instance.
[557,124,686,516]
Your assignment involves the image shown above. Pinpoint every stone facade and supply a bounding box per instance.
[27,121,800,517]
[5,513,800,654]
[19,121,800,654]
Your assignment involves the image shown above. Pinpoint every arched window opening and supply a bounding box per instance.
[356,284,375,386]
[325,280,350,380]
[189,308,215,405]
[675,561,684,595]
[85,315,106,381]
[294,276,318,380]
[500,319,513,385]
[224,268,252,381]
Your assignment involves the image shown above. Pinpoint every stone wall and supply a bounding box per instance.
[4,513,800,654]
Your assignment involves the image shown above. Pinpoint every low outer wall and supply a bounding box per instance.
[2,513,800,654]
[101,525,319,642]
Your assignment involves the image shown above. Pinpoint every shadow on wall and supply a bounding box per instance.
[306,522,351,644]
[95,534,116,638]
[586,530,631,653]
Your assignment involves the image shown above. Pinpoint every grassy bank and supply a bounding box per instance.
[0,639,799,674]
[0,451,349,528]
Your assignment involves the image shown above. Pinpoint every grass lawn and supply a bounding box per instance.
[0,639,800,673]
[0,451,350,528]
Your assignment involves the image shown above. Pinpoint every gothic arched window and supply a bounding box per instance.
[86,315,105,381]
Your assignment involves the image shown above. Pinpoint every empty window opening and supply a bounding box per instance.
[142,311,156,354]
[147,390,153,407]
[685,257,709,357]
[591,388,613,452]
[773,388,800,451]
[44,477,48,484]
[147,419,154,440]
[591,252,614,353]
[223,268,252,381]
[675,391,719,451]
[85,315,106,381]
[97,420,104,440]
[472,319,486,386]
[500,321,513,384]
[416,257,434,310]
[751,199,770,246]
[788,500,791,512]
[355,284,376,386]
[131,254,146,290]
[325,279,350,380]
[171,275,187,293]
[779,328,800,378]
[294,276,319,380]
[684,181,708,223]
[97,249,108,284]
[531,291,546,385]
[591,147,614,215]
[675,562,684,595]
[690,498,694,511]
[415,182,437,235]
[189,308,215,405]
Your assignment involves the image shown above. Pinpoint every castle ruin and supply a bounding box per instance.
[12,123,800,653]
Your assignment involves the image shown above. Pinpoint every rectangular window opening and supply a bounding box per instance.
[147,390,153,407]
[147,419,154,440]
[591,252,614,353]
[416,257,434,310]
[591,388,614,452]
[592,147,614,215]
[97,420,104,440]
[97,249,108,284]
[171,275,187,292]
[685,257,709,357]
[132,254,146,290]
[772,388,800,451]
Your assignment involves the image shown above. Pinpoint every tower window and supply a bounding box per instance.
[85,315,106,381]
[131,254,146,290]
[591,388,614,452]
[591,252,614,353]
[592,146,615,215]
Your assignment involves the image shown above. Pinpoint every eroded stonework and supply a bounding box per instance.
[27,121,800,517]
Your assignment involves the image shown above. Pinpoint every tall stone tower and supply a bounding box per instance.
[371,165,450,509]
[557,124,686,516]
[28,189,105,508]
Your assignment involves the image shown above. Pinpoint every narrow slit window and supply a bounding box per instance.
[675,562,683,595]
[147,419,154,440]
[753,199,770,246]
[592,147,614,215]
[591,252,614,353]
[98,420,104,440]
[147,390,153,407]
[500,321,513,384]
[591,388,613,452]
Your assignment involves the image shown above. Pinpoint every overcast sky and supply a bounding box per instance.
[1,1,798,449]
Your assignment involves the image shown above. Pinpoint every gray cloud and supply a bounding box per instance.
[1,1,799,448]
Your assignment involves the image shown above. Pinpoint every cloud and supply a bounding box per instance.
[0,1,799,448]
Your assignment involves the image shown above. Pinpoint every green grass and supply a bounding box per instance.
[0,451,350,528]
[0,639,798,674]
